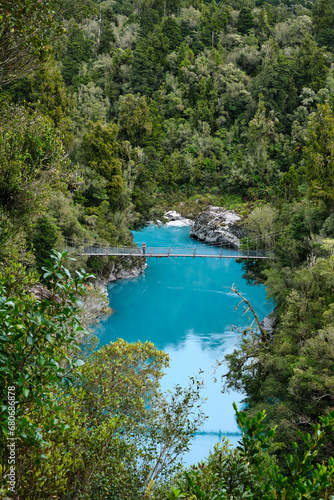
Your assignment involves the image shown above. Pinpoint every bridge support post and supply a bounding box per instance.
[193,247,196,258]
[150,248,152,258]
[219,247,222,259]
[168,247,171,257]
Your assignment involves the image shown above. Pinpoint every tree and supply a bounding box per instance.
[27,58,75,147]
[97,7,116,54]
[2,334,205,498]
[317,28,334,52]
[0,100,69,239]
[130,27,169,95]
[0,251,94,480]
[29,215,60,271]
[303,103,334,205]
[253,40,297,122]
[118,93,152,146]
[0,0,62,85]
[81,122,124,208]
[61,27,94,87]
[200,1,229,48]
[242,96,282,195]
[278,165,300,204]
[162,17,183,51]
[312,0,333,36]
[236,8,254,35]
[294,34,329,93]
[223,255,334,459]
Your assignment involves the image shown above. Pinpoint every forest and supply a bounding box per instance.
[1,0,334,497]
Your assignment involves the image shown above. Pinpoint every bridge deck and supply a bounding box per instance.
[77,252,271,259]
[67,244,274,260]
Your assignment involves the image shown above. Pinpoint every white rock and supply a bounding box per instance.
[166,218,193,227]
[190,206,245,248]
[164,210,193,226]
[165,210,181,220]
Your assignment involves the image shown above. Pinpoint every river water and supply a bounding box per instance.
[97,224,270,464]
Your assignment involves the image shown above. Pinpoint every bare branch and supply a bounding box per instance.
[230,284,270,345]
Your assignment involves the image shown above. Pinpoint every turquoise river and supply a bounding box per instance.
[97,224,271,464]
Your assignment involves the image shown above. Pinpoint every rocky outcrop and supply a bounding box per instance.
[260,311,276,337]
[106,255,147,282]
[83,256,147,324]
[164,210,193,227]
[190,206,245,248]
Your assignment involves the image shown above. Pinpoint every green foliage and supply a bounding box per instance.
[236,8,254,35]
[3,3,334,497]
[0,100,71,266]
[61,27,94,88]
[162,17,183,51]
[81,121,124,208]
[29,215,60,271]
[224,251,334,458]
[312,0,334,36]
[245,205,278,249]
[321,213,334,237]
[317,28,334,51]
[0,251,94,457]
[277,166,300,204]
[168,406,334,499]
[253,43,297,121]
[303,103,334,205]
[294,34,329,93]
[0,101,68,222]
[118,93,152,145]
[0,0,63,86]
[130,27,169,95]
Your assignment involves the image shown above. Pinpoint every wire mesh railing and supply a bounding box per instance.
[64,238,275,260]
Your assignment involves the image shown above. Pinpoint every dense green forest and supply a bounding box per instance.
[2,0,334,497]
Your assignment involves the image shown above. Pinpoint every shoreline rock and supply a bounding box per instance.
[84,255,147,325]
[190,206,245,248]
[106,255,147,282]
[260,311,276,339]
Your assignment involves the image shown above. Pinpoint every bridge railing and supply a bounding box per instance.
[65,239,273,258]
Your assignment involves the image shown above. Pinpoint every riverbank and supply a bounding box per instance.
[85,205,247,322]
[82,255,147,326]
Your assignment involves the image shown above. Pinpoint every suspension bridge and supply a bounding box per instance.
[65,239,275,260]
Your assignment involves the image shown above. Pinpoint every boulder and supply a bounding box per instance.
[190,206,245,248]
[106,256,147,281]
[260,311,276,338]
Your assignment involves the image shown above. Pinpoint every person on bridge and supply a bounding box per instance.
[142,242,146,255]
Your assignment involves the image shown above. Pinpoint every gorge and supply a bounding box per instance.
[97,223,271,464]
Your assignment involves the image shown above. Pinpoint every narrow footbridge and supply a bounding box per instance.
[65,240,274,260]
